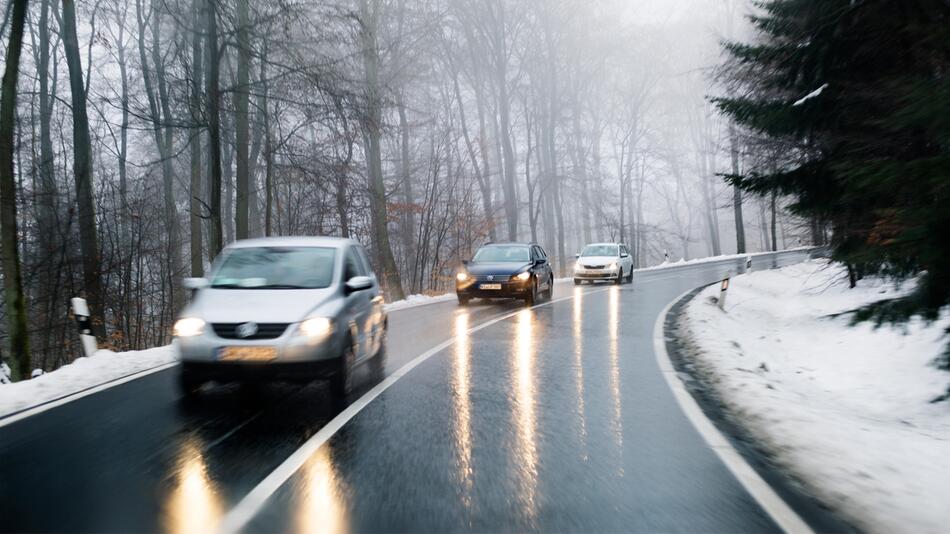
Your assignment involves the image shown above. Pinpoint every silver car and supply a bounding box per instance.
[173,236,387,397]
[573,242,635,284]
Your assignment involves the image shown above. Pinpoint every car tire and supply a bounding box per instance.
[546,275,555,300]
[370,328,387,380]
[615,269,623,285]
[330,341,356,397]
[524,278,538,306]
[626,269,634,284]
[178,369,203,397]
[458,294,470,306]
[574,278,581,286]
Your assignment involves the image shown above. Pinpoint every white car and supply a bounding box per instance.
[573,243,634,284]
[173,236,387,397]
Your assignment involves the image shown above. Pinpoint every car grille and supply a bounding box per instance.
[583,264,606,269]
[211,323,290,340]
[473,274,511,282]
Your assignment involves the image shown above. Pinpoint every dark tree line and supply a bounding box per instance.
[716,0,950,357]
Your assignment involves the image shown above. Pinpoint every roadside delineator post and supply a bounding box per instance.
[746,256,752,273]
[71,297,98,358]
[718,277,729,311]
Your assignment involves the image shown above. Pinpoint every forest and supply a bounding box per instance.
[0,0,814,379]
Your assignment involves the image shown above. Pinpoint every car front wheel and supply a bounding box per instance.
[330,342,356,397]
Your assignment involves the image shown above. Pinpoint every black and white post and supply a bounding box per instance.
[71,298,98,358]
[718,277,730,311]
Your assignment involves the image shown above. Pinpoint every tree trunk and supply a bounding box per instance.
[62,0,105,339]
[359,0,404,299]
[729,123,746,253]
[234,0,250,239]
[189,0,204,276]
[770,190,778,252]
[205,0,223,259]
[0,0,31,380]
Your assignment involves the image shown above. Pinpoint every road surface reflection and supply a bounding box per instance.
[511,308,539,521]
[163,439,223,534]
[452,312,474,508]
[573,287,588,455]
[608,286,623,470]
[295,446,348,534]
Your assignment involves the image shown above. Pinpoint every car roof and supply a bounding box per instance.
[584,242,622,246]
[481,242,533,247]
[226,236,357,249]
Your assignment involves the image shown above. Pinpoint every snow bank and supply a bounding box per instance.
[682,259,950,533]
[0,345,175,420]
[383,292,456,312]
[637,247,812,273]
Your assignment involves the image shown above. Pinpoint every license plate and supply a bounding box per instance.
[480,283,502,290]
[218,346,277,362]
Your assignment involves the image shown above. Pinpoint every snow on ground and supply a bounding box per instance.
[0,345,175,420]
[636,246,812,273]
[682,259,950,533]
[383,292,456,312]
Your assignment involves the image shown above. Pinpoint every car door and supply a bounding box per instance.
[620,245,633,273]
[354,244,384,356]
[343,247,372,361]
[534,245,551,290]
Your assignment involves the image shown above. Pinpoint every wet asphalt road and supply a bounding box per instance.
[0,251,812,533]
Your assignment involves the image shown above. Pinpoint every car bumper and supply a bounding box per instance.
[574,269,619,280]
[175,327,345,365]
[456,278,533,299]
[180,359,338,382]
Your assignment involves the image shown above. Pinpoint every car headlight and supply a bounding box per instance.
[456,272,469,282]
[515,271,531,281]
[574,262,583,271]
[173,317,205,337]
[299,317,333,338]
[608,262,618,270]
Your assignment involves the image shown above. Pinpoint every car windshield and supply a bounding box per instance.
[210,247,336,289]
[471,245,531,263]
[581,245,619,257]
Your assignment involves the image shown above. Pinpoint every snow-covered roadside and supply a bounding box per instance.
[0,346,175,420]
[383,292,456,312]
[637,246,813,273]
[682,259,950,533]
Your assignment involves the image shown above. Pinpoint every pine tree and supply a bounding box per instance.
[716,1,950,342]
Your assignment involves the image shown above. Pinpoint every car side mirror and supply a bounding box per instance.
[535,257,547,265]
[574,253,580,259]
[183,277,209,290]
[345,275,373,293]
[462,259,469,265]
[620,253,629,258]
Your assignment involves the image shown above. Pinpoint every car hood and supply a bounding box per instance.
[185,287,336,323]
[577,255,617,267]
[465,262,532,276]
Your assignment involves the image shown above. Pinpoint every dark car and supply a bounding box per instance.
[455,243,554,306]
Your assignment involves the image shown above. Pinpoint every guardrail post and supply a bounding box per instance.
[71,298,98,359]
[718,277,729,310]
[746,256,752,273]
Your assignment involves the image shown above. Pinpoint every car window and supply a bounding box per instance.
[355,245,374,276]
[211,247,336,289]
[344,249,364,281]
[581,244,619,257]
[472,245,531,263]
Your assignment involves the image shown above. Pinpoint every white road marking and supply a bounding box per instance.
[0,362,179,428]
[653,287,814,534]
[216,288,609,534]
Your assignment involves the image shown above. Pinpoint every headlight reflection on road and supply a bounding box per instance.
[512,308,538,520]
[295,446,348,534]
[163,439,223,534]
[453,312,474,506]
[608,286,624,470]
[573,287,588,453]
